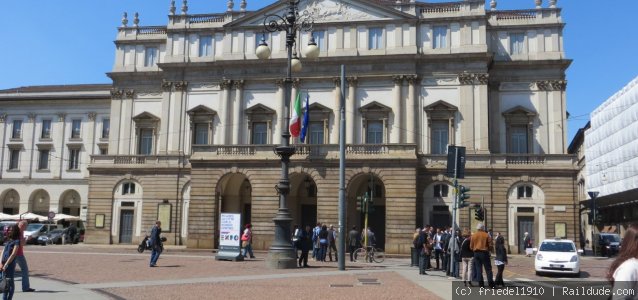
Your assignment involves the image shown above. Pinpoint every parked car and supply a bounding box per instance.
[37,229,66,245]
[535,238,583,277]
[23,223,50,244]
[593,233,621,257]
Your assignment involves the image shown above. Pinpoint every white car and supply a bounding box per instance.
[535,238,583,277]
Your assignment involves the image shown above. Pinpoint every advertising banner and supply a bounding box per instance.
[215,213,244,261]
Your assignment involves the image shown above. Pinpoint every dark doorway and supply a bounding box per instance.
[300,205,317,228]
[432,205,451,229]
[518,216,534,254]
[361,206,385,250]
[119,210,134,243]
[243,204,251,226]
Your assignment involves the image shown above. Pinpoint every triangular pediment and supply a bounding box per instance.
[187,105,217,116]
[245,103,276,115]
[308,102,331,113]
[424,100,458,112]
[502,105,536,117]
[359,101,391,112]
[227,0,416,28]
[132,111,160,121]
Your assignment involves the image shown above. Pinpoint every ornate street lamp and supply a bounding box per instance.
[256,0,319,269]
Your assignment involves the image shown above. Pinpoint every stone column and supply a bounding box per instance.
[406,75,418,144]
[171,81,188,154]
[232,80,245,145]
[219,79,232,145]
[274,79,284,145]
[87,112,97,155]
[108,89,123,154]
[122,90,135,154]
[391,75,404,144]
[159,81,173,154]
[331,77,341,144]
[0,113,7,175]
[346,77,357,144]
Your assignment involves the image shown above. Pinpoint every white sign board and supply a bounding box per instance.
[219,213,241,247]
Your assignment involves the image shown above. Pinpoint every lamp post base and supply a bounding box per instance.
[266,210,297,269]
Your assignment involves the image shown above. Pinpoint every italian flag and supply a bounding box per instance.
[290,92,302,137]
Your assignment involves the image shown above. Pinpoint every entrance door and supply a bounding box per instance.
[300,205,317,228]
[518,216,534,254]
[119,210,134,243]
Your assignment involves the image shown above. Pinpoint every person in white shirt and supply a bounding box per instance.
[434,228,444,270]
[608,223,638,300]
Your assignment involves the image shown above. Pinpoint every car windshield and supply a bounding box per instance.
[50,229,65,234]
[602,235,620,243]
[26,224,44,231]
[540,242,575,252]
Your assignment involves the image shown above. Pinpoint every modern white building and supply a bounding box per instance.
[0,85,111,221]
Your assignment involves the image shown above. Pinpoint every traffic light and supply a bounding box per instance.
[474,205,484,221]
[458,185,471,208]
[356,196,363,211]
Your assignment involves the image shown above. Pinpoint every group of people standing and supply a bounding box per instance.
[413,223,507,289]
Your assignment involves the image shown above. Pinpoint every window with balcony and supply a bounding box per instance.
[199,35,213,57]
[139,129,154,155]
[517,185,533,199]
[102,118,110,139]
[12,120,22,139]
[251,122,268,145]
[434,184,449,198]
[308,122,324,145]
[433,26,448,49]
[510,32,526,55]
[71,119,81,139]
[68,148,80,170]
[133,112,160,155]
[41,119,52,139]
[245,104,275,145]
[359,101,391,144]
[144,47,158,67]
[425,100,457,155]
[187,105,217,146]
[366,121,384,144]
[369,27,383,50]
[122,182,136,195]
[510,126,528,154]
[503,106,536,154]
[304,103,331,145]
[38,150,50,170]
[9,149,20,170]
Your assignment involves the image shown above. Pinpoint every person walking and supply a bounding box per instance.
[607,223,638,300]
[298,225,312,268]
[523,232,533,257]
[241,224,255,259]
[459,229,474,286]
[448,229,461,278]
[149,220,162,267]
[16,221,35,292]
[494,232,508,287]
[312,222,321,261]
[417,228,431,275]
[328,225,338,262]
[433,228,443,270]
[470,223,495,288]
[292,224,300,258]
[1,224,21,300]
[318,225,329,262]
[348,226,360,262]
[66,223,78,245]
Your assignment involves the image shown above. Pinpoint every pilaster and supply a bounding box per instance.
[159,80,173,154]
[274,79,284,145]
[232,80,245,145]
[87,112,97,155]
[108,89,123,155]
[331,77,341,144]
[219,79,232,145]
[346,77,358,144]
[391,75,404,144]
[406,75,418,144]
[122,89,135,154]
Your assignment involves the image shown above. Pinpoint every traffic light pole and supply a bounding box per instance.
[450,147,460,278]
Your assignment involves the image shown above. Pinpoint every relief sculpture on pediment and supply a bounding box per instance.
[303,0,372,22]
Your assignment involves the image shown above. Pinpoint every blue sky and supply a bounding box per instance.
[1,0,636,141]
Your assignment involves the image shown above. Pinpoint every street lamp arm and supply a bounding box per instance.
[262,8,313,35]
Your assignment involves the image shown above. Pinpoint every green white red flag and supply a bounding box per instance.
[290,92,302,137]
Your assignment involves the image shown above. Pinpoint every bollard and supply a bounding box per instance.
[410,247,418,267]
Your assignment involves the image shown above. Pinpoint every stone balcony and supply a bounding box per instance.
[420,153,577,171]
[89,155,189,170]
[418,1,485,19]
[488,8,562,27]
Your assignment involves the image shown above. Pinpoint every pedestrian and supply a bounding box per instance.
[328,225,338,262]
[312,222,321,261]
[298,225,312,268]
[318,225,329,262]
[523,232,533,257]
[1,224,21,300]
[67,223,78,245]
[448,229,461,278]
[607,223,638,300]
[348,226,360,262]
[417,227,431,275]
[241,224,255,259]
[459,229,474,286]
[494,232,507,287]
[470,223,495,288]
[16,221,35,292]
[292,224,300,258]
[149,220,162,267]
[412,228,421,267]
[433,228,443,270]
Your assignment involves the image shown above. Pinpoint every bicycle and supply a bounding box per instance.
[352,245,385,263]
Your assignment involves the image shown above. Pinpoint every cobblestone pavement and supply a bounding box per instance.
[19,244,612,300]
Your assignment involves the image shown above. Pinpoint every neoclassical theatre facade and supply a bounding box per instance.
[85,0,578,254]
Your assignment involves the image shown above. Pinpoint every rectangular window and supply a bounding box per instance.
[68,148,80,170]
[144,47,158,67]
[138,129,154,155]
[194,123,209,145]
[510,126,528,154]
[308,122,324,145]
[199,35,213,57]
[431,121,449,154]
[41,120,52,139]
[517,186,533,199]
[433,26,448,49]
[434,184,449,198]
[9,150,20,170]
[102,119,110,138]
[99,146,108,155]
[12,120,22,139]
[366,121,384,144]
[71,119,81,138]
[368,27,383,50]
[251,122,268,145]
[313,31,327,52]
[510,33,525,55]
[38,150,49,170]
[123,182,136,195]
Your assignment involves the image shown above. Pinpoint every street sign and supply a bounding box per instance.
[48,211,56,220]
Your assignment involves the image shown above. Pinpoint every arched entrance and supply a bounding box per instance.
[289,173,317,229]
[215,173,251,248]
[1,189,20,214]
[29,189,50,217]
[59,190,81,216]
[347,173,386,250]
